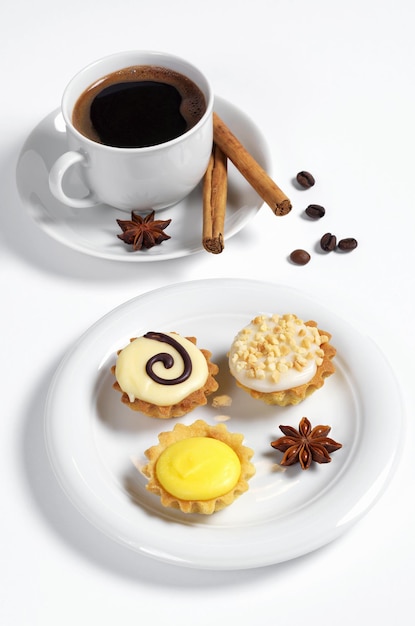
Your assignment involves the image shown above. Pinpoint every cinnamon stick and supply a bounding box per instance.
[213,112,291,217]
[202,143,228,253]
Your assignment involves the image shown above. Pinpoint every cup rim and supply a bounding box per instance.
[61,50,214,153]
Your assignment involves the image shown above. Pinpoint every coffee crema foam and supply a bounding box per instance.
[72,65,207,148]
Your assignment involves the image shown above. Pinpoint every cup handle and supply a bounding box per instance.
[49,151,100,208]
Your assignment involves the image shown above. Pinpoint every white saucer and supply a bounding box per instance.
[44,279,405,570]
[16,97,270,262]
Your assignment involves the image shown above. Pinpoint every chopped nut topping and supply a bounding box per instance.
[229,314,324,382]
[212,395,233,408]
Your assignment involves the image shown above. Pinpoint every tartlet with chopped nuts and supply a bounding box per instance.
[228,313,336,406]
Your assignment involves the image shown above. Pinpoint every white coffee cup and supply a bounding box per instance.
[49,51,214,211]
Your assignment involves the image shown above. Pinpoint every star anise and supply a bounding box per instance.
[271,417,342,470]
[116,210,171,250]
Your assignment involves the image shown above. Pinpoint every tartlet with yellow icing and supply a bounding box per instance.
[112,331,219,418]
[228,313,336,406]
[142,419,255,514]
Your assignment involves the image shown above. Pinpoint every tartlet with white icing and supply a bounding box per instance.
[112,331,219,418]
[228,313,336,406]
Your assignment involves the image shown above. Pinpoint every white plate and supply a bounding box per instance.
[16,97,269,261]
[45,279,404,570]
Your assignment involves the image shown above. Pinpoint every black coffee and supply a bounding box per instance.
[72,65,206,148]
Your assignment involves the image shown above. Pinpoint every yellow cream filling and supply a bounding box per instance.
[155,437,241,501]
[115,333,209,405]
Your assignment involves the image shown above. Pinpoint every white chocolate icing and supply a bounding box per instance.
[228,314,327,393]
[115,333,209,405]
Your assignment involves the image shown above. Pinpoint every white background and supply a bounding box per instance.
[1,0,414,623]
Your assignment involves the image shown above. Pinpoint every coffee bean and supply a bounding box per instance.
[338,237,358,251]
[296,171,315,188]
[320,232,337,252]
[305,204,325,218]
[290,249,311,265]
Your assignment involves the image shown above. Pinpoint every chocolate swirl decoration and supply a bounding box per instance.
[143,332,192,385]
